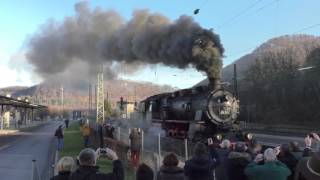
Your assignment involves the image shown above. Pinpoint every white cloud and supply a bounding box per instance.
[0,65,36,88]
[0,49,39,88]
[120,65,205,89]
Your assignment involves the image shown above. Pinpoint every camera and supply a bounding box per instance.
[99,148,108,154]
[309,133,314,138]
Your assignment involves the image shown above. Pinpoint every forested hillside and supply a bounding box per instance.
[0,79,175,112]
[199,35,320,125]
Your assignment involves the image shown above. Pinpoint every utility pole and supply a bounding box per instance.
[96,68,105,148]
[61,85,64,119]
[94,85,97,113]
[134,86,136,102]
[88,83,92,115]
[96,71,104,124]
[233,64,239,98]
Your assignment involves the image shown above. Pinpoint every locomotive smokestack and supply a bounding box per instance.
[208,77,221,90]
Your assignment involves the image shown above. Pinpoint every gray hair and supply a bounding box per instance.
[79,148,97,166]
[264,148,277,162]
[57,156,74,172]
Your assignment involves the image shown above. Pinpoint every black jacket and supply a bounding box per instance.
[156,165,184,180]
[226,152,251,180]
[69,160,124,180]
[215,148,230,180]
[184,154,218,180]
[291,151,303,161]
[105,127,115,139]
[50,171,71,180]
[55,128,63,139]
[278,153,298,180]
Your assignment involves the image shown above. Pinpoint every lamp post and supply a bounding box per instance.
[61,85,64,119]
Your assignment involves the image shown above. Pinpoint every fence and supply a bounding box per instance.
[0,116,49,130]
[115,125,196,171]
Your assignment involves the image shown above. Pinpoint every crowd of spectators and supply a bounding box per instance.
[51,132,320,180]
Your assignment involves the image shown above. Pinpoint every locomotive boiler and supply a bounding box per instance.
[139,81,240,141]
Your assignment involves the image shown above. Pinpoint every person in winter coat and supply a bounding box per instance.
[64,119,69,128]
[105,124,115,139]
[157,153,184,180]
[69,148,124,180]
[129,128,141,168]
[227,142,251,180]
[294,152,320,180]
[277,144,298,180]
[215,139,231,180]
[50,156,74,180]
[136,163,154,180]
[247,142,262,159]
[81,123,91,147]
[294,134,320,180]
[184,142,219,180]
[245,148,291,180]
[289,141,303,161]
[55,125,64,151]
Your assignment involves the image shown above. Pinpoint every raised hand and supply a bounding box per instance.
[106,148,118,161]
[305,135,312,148]
[312,133,320,142]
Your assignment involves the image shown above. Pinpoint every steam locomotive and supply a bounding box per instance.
[139,81,242,142]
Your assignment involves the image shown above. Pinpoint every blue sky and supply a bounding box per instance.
[0,0,319,88]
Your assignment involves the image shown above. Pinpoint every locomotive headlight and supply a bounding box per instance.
[216,134,223,141]
[245,133,253,140]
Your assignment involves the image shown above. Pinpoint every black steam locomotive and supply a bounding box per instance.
[139,82,241,141]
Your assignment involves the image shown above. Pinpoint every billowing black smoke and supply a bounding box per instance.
[27,2,224,88]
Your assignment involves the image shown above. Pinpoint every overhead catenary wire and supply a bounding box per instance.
[218,0,283,30]
[255,0,280,13]
[217,0,264,29]
[293,23,320,34]
[227,22,320,59]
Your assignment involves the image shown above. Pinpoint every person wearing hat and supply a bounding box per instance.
[294,133,320,180]
[156,152,184,180]
[245,148,291,180]
[294,152,320,180]
[184,142,219,180]
[215,139,231,180]
[226,142,251,180]
[129,128,141,168]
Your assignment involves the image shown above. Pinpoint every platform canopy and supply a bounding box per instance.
[0,95,47,109]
